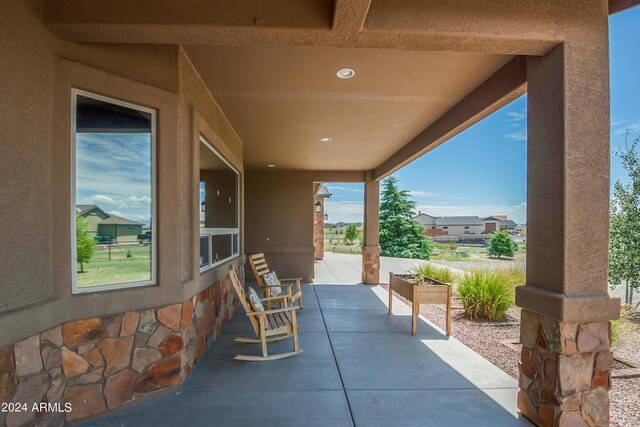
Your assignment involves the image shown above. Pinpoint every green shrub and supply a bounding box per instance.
[126,249,133,258]
[411,262,455,284]
[611,306,637,346]
[457,269,515,320]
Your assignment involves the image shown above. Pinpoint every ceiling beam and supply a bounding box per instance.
[609,0,640,14]
[332,0,372,35]
[373,56,527,181]
[42,0,560,55]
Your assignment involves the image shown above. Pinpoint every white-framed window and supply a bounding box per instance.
[199,137,240,272]
[71,89,156,293]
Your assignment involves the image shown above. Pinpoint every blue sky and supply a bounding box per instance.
[326,7,640,225]
[76,132,153,225]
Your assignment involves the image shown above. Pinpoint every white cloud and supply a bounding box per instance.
[506,111,526,122]
[613,121,640,136]
[504,131,527,141]
[107,211,151,221]
[416,202,527,224]
[82,194,151,209]
[324,201,364,223]
[84,194,118,205]
[123,195,152,208]
[408,190,437,198]
[326,185,363,193]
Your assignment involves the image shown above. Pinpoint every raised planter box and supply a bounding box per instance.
[388,272,452,336]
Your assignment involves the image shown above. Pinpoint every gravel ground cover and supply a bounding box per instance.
[381,284,640,426]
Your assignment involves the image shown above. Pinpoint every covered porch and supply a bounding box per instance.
[86,283,528,426]
[0,1,632,426]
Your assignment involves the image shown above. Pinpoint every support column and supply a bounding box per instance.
[517,27,620,426]
[313,196,325,260]
[362,171,380,284]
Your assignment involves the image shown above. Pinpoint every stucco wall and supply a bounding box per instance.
[439,225,484,236]
[0,1,244,347]
[245,171,365,282]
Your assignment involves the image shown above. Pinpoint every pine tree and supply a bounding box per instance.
[487,231,515,258]
[379,176,434,259]
[609,137,640,305]
[76,213,96,273]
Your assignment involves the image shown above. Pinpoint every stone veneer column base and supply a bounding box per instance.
[361,246,380,285]
[0,266,242,427]
[518,309,612,427]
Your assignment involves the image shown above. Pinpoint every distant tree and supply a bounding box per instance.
[76,213,96,273]
[344,224,358,244]
[609,137,640,306]
[379,176,434,259]
[488,231,515,258]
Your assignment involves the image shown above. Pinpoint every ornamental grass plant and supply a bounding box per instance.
[457,268,515,320]
[493,266,526,287]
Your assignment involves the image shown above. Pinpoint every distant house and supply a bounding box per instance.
[413,212,518,237]
[76,205,144,243]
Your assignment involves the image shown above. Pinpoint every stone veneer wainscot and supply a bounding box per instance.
[0,266,242,427]
[517,309,613,427]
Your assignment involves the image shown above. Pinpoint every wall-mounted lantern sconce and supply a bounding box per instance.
[314,201,322,213]
[201,200,206,212]
[324,212,329,221]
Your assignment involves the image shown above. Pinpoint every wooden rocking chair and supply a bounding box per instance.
[229,268,303,361]
[249,253,303,310]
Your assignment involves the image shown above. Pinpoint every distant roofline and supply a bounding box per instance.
[76,204,143,225]
[414,213,520,226]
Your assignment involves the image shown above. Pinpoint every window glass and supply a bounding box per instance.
[199,235,210,269]
[199,138,239,271]
[73,91,155,291]
[212,234,233,264]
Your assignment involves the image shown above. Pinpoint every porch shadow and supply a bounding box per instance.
[83,282,531,426]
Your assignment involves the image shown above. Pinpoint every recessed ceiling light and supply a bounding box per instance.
[267,164,276,168]
[320,137,332,143]
[336,68,355,79]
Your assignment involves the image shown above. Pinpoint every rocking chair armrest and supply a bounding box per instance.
[279,278,302,283]
[260,295,291,302]
[246,306,301,317]
[260,282,294,288]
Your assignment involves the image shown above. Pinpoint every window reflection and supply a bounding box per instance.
[73,92,155,291]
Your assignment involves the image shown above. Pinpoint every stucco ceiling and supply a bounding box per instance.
[185,45,512,171]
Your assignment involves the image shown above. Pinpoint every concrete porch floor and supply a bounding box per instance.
[314,251,427,284]
[85,283,530,426]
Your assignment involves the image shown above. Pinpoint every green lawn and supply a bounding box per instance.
[77,246,152,288]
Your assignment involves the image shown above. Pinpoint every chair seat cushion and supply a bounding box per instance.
[261,271,283,297]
